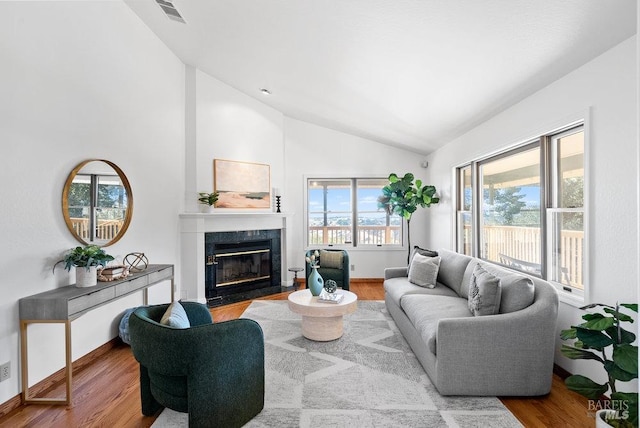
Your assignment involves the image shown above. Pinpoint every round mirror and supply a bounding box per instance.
[62,159,133,247]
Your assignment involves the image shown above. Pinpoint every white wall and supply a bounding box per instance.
[425,36,638,388]
[183,70,431,284]
[283,117,432,279]
[185,68,285,213]
[0,1,184,403]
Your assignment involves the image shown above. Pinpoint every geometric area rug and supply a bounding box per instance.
[152,300,522,427]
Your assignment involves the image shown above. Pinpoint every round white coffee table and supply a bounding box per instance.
[287,289,358,341]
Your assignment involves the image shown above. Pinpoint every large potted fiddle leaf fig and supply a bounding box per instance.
[560,302,638,428]
[377,172,439,263]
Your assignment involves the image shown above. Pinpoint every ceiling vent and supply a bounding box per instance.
[155,0,186,24]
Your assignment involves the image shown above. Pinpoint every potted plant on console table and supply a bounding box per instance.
[560,302,638,428]
[57,245,114,287]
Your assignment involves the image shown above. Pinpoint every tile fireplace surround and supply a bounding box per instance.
[179,212,290,303]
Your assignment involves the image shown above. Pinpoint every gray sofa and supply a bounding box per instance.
[384,249,558,396]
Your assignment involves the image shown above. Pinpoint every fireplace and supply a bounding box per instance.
[205,229,282,306]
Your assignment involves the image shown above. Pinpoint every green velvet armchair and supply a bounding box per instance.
[305,249,350,290]
[128,302,264,428]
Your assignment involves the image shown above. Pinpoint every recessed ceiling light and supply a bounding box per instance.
[259,88,272,95]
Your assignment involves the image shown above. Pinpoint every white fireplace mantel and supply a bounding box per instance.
[179,212,291,302]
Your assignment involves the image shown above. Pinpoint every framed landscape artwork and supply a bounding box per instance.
[214,159,271,208]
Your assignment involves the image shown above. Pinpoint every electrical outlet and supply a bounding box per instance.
[351,264,355,271]
[0,362,9,382]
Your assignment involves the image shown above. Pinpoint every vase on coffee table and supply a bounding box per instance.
[308,266,324,296]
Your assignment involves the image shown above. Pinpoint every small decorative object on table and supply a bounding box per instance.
[98,265,130,282]
[324,279,337,293]
[125,252,149,272]
[318,279,342,303]
[305,250,323,296]
[318,289,344,304]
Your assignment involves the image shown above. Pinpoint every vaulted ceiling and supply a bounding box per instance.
[125,0,637,154]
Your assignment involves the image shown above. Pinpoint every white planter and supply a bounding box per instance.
[75,266,98,287]
[596,409,617,428]
[199,204,214,213]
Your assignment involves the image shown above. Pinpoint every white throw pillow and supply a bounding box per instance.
[408,254,441,288]
[160,301,191,329]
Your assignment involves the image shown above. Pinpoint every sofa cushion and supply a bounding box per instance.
[408,246,438,270]
[384,277,458,307]
[400,294,473,355]
[437,249,474,296]
[319,250,343,269]
[479,262,535,313]
[160,301,191,329]
[408,254,441,288]
[468,264,502,316]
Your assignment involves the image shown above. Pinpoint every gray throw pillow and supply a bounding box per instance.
[468,264,502,316]
[478,263,535,313]
[408,254,441,288]
[160,301,191,329]
[319,250,343,269]
[408,246,439,270]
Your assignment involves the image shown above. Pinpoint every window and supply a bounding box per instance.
[308,179,353,245]
[307,178,402,247]
[479,144,541,269]
[357,178,402,246]
[547,128,585,293]
[457,166,473,255]
[67,172,128,244]
[456,123,586,300]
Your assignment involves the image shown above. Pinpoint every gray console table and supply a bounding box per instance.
[19,264,174,406]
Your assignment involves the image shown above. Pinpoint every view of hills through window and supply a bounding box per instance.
[308,178,401,246]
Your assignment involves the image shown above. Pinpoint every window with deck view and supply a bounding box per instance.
[307,178,402,247]
[456,124,585,300]
[68,173,128,244]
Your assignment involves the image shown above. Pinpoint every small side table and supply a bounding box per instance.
[287,267,304,289]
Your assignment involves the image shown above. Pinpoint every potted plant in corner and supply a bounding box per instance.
[560,302,638,428]
[58,245,115,287]
[198,191,219,213]
[377,172,439,263]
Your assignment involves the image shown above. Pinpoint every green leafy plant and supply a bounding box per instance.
[377,173,439,262]
[560,303,638,427]
[198,191,219,206]
[59,245,115,271]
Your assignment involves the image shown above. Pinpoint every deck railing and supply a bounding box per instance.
[308,225,401,246]
[311,223,584,288]
[70,218,124,241]
[478,225,583,288]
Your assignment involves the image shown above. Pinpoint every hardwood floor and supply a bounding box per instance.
[0,280,593,427]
